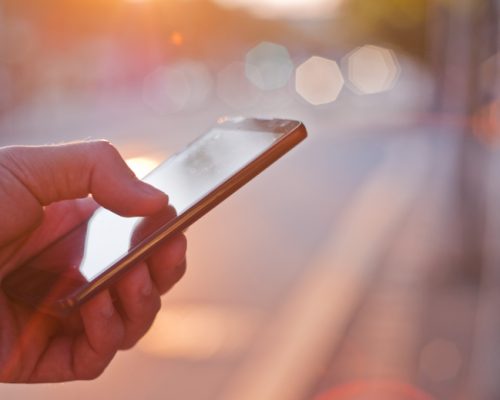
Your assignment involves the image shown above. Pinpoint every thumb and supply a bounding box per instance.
[0,140,167,243]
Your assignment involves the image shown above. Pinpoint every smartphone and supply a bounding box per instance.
[2,118,307,317]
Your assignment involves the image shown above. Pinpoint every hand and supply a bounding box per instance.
[0,141,187,382]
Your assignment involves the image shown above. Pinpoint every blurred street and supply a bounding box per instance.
[0,0,498,399]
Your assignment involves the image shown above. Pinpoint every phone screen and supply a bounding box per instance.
[3,118,305,314]
[78,127,280,281]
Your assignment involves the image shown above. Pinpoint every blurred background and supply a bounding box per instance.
[0,0,499,399]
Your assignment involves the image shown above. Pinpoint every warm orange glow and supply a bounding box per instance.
[126,157,161,179]
[315,380,435,400]
[170,31,184,46]
[214,0,342,19]
[138,304,258,360]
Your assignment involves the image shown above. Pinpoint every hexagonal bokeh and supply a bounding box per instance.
[346,45,401,95]
[295,56,344,105]
[245,41,294,91]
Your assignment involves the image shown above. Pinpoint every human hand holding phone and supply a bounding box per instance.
[0,117,307,383]
[0,141,187,382]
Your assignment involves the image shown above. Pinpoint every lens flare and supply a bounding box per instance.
[138,304,258,360]
[170,31,184,46]
[126,157,160,178]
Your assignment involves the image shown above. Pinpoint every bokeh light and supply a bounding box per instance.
[142,60,213,114]
[216,61,262,109]
[169,31,184,46]
[295,56,344,105]
[245,42,294,91]
[138,304,258,360]
[0,1,494,399]
[345,45,401,95]
[419,339,463,382]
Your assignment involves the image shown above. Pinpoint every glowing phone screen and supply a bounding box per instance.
[39,128,281,281]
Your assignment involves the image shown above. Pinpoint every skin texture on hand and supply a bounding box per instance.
[0,140,187,382]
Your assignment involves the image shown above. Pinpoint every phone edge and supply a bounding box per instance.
[64,123,307,312]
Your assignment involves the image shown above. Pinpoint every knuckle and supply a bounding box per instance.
[0,146,14,161]
[0,146,26,175]
[0,145,19,158]
[89,140,120,160]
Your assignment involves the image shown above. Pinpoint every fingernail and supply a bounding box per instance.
[138,182,164,198]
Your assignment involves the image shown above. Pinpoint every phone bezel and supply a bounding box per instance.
[3,118,307,316]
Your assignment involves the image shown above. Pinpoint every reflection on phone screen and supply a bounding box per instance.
[35,128,281,281]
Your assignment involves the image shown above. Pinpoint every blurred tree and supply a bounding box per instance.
[339,0,493,65]
[339,0,429,60]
